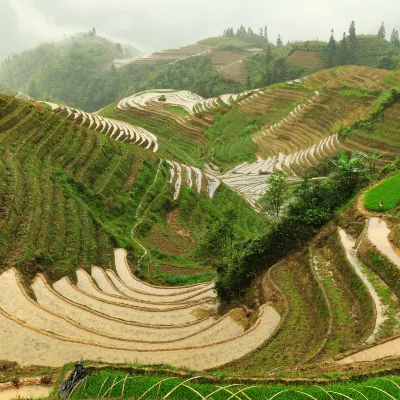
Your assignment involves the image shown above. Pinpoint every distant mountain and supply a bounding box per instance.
[0,33,141,111]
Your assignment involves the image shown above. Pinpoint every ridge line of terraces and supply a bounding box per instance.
[38,102,158,152]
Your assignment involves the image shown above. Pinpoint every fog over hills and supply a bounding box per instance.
[1,0,399,61]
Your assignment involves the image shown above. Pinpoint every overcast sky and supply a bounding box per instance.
[1,0,399,61]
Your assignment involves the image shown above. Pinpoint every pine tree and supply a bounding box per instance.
[377,22,386,39]
[326,29,337,68]
[265,45,273,63]
[264,25,268,42]
[276,34,283,47]
[259,28,264,38]
[390,29,400,47]
[338,32,349,65]
[348,21,356,63]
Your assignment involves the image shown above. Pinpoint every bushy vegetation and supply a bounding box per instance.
[365,172,400,211]
[210,152,375,303]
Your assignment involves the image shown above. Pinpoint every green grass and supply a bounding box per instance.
[204,108,261,169]
[365,173,400,211]
[164,105,190,116]
[69,370,400,400]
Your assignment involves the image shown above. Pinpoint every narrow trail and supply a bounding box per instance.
[338,228,387,343]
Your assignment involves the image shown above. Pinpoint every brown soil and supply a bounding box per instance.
[146,226,187,255]
[166,209,196,249]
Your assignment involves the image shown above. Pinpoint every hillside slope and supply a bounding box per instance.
[0,94,262,285]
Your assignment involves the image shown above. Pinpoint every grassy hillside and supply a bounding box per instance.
[0,94,262,285]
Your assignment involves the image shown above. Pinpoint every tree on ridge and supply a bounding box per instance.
[390,29,400,47]
[377,22,386,39]
[348,21,356,63]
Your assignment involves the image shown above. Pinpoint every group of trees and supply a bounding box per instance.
[196,150,384,303]
[223,25,269,41]
[378,22,400,46]
[222,25,285,48]
[325,21,357,67]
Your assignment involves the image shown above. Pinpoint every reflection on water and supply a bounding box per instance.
[0,386,52,400]
[367,218,400,267]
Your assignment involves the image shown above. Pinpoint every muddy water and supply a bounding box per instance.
[0,304,279,369]
[0,270,240,351]
[338,337,400,364]
[0,386,52,400]
[338,228,386,342]
[367,218,400,267]
[32,276,214,342]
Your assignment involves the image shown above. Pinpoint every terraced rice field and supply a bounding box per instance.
[167,161,221,199]
[115,44,213,67]
[41,102,158,152]
[210,50,247,82]
[117,89,258,116]
[0,249,280,369]
[286,50,323,69]
[71,373,400,400]
[364,173,400,211]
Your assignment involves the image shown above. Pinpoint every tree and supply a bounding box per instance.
[265,44,273,63]
[338,32,349,65]
[259,28,264,38]
[376,55,396,69]
[348,21,356,63]
[331,150,367,190]
[195,207,239,271]
[390,29,400,47]
[356,150,383,174]
[264,25,268,42]
[259,172,288,219]
[246,74,252,89]
[276,34,283,47]
[326,29,337,67]
[377,22,386,39]
[116,43,123,53]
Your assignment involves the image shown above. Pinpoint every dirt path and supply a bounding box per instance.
[338,228,387,342]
